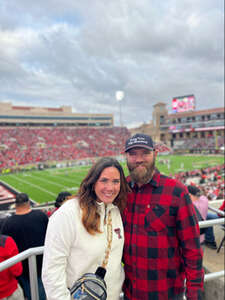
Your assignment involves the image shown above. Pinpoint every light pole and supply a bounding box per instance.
[115,90,124,127]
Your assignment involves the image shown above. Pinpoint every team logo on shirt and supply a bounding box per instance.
[114,228,122,239]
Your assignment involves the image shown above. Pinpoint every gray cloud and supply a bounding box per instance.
[0,0,224,128]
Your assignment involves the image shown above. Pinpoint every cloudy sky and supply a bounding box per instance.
[0,0,224,128]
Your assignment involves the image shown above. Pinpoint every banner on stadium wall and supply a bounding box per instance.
[195,126,224,132]
[169,125,224,133]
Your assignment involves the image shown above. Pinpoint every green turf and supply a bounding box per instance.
[0,155,224,204]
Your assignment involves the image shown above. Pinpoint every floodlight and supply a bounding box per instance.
[115,91,124,101]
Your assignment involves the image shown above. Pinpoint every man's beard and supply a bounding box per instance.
[127,157,155,186]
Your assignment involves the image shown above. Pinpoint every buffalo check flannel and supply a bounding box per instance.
[123,170,204,300]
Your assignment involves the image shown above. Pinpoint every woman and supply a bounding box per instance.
[42,157,129,300]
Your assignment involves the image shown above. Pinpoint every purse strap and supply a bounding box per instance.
[101,210,112,269]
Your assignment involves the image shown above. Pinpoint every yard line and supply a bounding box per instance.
[42,172,82,186]
[28,173,71,189]
[49,166,90,173]
[9,175,57,197]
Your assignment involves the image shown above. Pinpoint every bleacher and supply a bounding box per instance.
[173,136,224,151]
[0,127,130,170]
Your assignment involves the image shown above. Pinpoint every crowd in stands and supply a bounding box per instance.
[173,136,224,151]
[174,164,225,200]
[0,127,130,171]
[175,164,225,251]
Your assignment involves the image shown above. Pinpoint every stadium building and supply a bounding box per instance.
[0,102,113,127]
[131,97,224,153]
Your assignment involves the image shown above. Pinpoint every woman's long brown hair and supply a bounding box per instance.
[77,157,129,235]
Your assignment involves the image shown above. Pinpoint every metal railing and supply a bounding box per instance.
[0,217,224,300]
[199,217,224,228]
[208,205,225,217]
[0,246,43,300]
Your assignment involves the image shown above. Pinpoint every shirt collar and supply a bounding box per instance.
[96,201,115,211]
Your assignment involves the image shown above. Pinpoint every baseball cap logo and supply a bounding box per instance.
[128,137,148,145]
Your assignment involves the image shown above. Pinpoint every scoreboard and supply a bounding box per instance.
[172,95,195,113]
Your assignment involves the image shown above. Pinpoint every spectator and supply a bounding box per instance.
[204,199,225,250]
[187,185,208,247]
[0,234,24,300]
[47,191,71,217]
[204,214,219,249]
[1,193,48,300]
[219,200,225,213]
[122,133,204,300]
[42,157,129,300]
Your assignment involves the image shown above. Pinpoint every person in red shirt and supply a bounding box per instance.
[204,199,225,250]
[122,133,204,300]
[218,200,225,213]
[0,234,24,300]
[1,193,48,300]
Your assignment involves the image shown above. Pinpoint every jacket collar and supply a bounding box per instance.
[96,201,115,212]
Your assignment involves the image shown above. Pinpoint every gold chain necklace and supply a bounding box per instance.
[101,210,112,269]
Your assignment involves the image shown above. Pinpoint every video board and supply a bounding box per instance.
[172,95,195,113]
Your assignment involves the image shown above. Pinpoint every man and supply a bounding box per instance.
[0,234,24,300]
[2,193,48,300]
[123,133,204,300]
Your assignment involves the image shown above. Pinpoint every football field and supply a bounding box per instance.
[0,155,224,204]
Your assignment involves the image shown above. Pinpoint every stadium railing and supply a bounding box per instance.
[0,246,43,300]
[208,205,225,217]
[0,217,224,300]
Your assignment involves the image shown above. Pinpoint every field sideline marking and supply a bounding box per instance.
[8,175,57,197]
[28,173,72,189]
[40,172,81,185]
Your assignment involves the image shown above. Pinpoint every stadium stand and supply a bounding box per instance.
[172,136,224,151]
[174,164,225,199]
[0,127,130,171]
[0,184,16,211]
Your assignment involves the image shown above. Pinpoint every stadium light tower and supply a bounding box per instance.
[115,90,124,127]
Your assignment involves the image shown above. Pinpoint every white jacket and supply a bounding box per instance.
[42,198,124,300]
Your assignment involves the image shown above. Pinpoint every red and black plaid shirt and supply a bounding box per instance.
[123,170,204,300]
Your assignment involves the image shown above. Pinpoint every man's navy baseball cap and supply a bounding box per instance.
[125,133,154,152]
